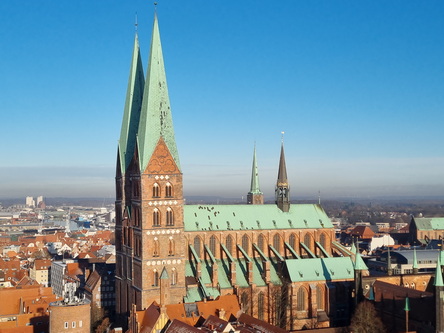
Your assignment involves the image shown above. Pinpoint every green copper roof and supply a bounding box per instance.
[137,14,180,172]
[118,33,145,174]
[183,204,333,232]
[435,253,444,287]
[354,245,368,271]
[249,145,262,195]
[413,217,444,231]
[286,257,354,282]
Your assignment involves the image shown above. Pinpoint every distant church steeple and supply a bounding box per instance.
[247,144,264,205]
[275,136,290,212]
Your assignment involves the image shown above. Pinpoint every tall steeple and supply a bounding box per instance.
[247,145,264,205]
[275,139,290,212]
[137,13,180,172]
[118,33,145,175]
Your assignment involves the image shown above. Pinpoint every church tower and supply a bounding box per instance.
[115,13,186,326]
[275,141,290,212]
[247,145,264,204]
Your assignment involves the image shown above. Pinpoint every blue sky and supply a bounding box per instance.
[1,1,444,200]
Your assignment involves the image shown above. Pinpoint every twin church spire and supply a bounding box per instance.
[118,14,180,175]
[247,141,291,212]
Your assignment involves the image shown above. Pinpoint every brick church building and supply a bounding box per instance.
[115,12,362,331]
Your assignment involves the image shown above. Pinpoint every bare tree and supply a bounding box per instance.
[349,301,386,333]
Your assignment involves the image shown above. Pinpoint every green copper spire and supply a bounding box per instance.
[160,266,169,279]
[435,253,444,287]
[249,145,262,195]
[412,247,418,271]
[137,13,180,172]
[354,242,368,271]
[118,33,145,174]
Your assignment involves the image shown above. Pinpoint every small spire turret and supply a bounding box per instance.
[247,144,263,205]
[275,135,290,212]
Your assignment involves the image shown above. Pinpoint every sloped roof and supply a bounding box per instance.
[237,313,288,333]
[164,319,201,333]
[414,217,444,230]
[350,225,375,239]
[286,257,354,282]
[184,204,332,232]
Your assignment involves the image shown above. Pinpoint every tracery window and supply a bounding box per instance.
[153,208,160,226]
[316,285,324,310]
[209,235,217,256]
[320,233,326,249]
[153,183,160,198]
[153,239,160,257]
[165,182,173,197]
[273,234,281,252]
[194,236,202,258]
[242,234,249,252]
[257,234,265,253]
[225,235,233,255]
[258,292,265,320]
[289,233,296,250]
[304,233,311,249]
[166,207,174,226]
[297,287,306,311]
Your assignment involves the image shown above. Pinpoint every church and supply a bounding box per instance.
[115,12,363,331]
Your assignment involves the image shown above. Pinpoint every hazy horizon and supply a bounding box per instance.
[1,1,443,200]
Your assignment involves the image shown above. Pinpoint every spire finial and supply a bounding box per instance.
[154,2,158,12]
[281,131,285,143]
[135,13,138,32]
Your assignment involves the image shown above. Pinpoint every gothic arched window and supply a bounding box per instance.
[242,234,249,252]
[258,234,265,253]
[241,292,249,313]
[320,233,327,249]
[166,207,174,226]
[153,183,160,198]
[209,235,217,256]
[153,239,159,257]
[289,233,296,250]
[317,285,324,310]
[273,234,281,252]
[153,270,159,287]
[304,233,311,250]
[194,236,202,258]
[168,239,175,256]
[297,287,306,311]
[171,268,177,286]
[258,292,265,320]
[225,235,233,255]
[153,208,160,226]
[165,183,173,197]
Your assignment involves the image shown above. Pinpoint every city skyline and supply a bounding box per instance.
[1,1,444,199]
